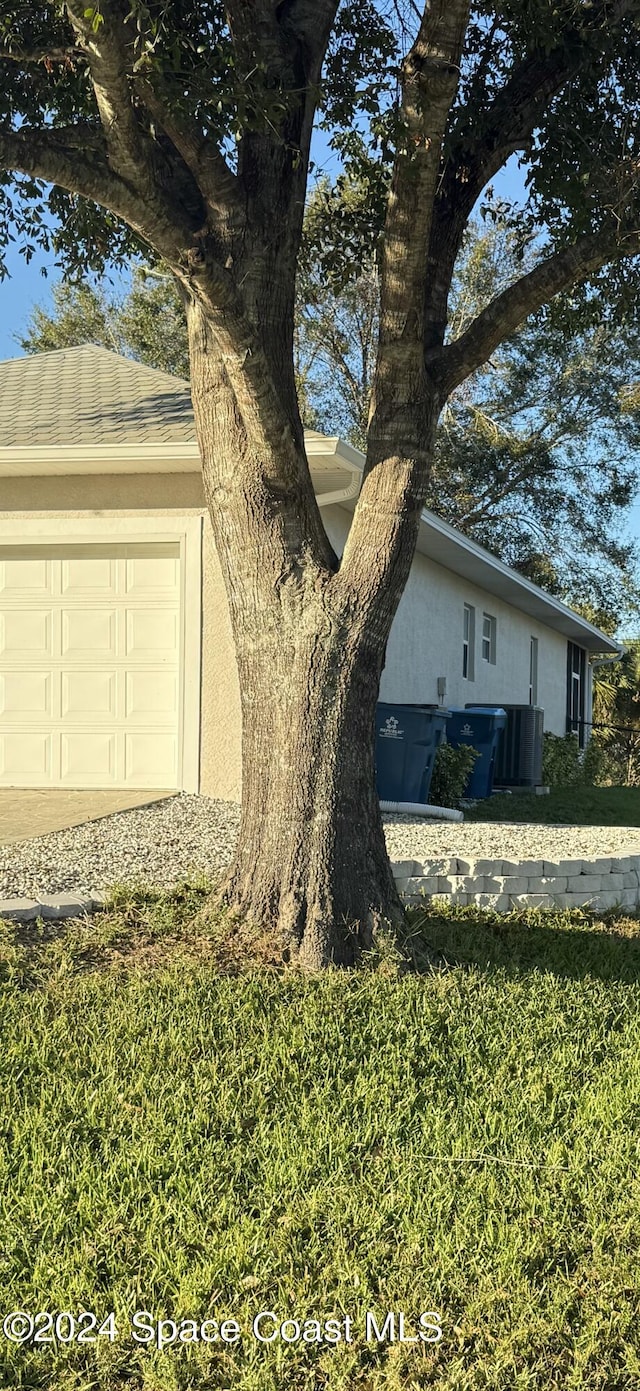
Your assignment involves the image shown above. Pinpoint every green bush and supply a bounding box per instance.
[542,731,606,788]
[542,732,582,786]
[430,741,479,807]
[581,733,607,785]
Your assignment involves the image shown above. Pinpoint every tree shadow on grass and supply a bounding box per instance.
[404,904,640,983]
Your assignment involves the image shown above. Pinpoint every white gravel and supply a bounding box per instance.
[2,794,640,899]
[0,794,240,900]
[382,816,640,865]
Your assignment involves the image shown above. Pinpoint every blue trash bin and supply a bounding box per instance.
[446,706,507,798]
[376,703,451,804]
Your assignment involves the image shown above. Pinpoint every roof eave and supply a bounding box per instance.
[0,432,622,656]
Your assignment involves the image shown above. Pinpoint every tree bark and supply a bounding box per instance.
[224,625,404,969]
[187,308,424,969]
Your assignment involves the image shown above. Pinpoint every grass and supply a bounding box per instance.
[3,885,640,1387]
[466,783,640,824]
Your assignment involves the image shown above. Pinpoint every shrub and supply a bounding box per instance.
[430,742,479,808]
[542,731,606,788]
[542,732,582,786]
[581,734,607,785]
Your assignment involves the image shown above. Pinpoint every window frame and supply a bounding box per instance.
[566,641,587,747]
[529,636,539,705]
[481,611,497,665]
[463,603,475,681]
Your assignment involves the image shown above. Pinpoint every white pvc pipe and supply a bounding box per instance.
[380,799,464,822]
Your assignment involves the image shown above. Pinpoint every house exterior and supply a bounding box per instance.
[0,345,620,799]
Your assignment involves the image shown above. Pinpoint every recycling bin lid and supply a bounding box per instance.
[392,703,449,712]
[462,705,507,715]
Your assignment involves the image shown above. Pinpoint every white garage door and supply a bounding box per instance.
[0,543,181,788]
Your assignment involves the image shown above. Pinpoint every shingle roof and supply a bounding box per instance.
[0,344,195,448]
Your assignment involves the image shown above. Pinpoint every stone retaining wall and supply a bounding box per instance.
[392,853,640,912]
[3,854,640,923]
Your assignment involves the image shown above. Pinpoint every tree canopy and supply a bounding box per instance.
[1,1,640,295]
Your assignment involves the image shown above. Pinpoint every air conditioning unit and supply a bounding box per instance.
[465,703,544,787]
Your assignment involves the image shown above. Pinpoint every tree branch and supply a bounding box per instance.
[368,0,470,446]
[423,0,640,352]
[0,122,222,289]
[0,44,81,66]
[275,0,343,70]
[133,74,241,224]
[453,0,640,201]
[0,123,132,214]
[435,231,640,397]
[338,0,472,598]
[64,0,154,185]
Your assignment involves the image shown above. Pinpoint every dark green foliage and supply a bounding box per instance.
[541,730,586,788]
[430,742,479,808]
[590,640,640,785]
[2,0,640,289]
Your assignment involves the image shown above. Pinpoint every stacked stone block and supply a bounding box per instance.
[391,854,640,912]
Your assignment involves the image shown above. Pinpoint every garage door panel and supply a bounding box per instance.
[61,608,118,659]
[0,672,52,719]
[125,732,177,785]
[0,544,182,789]
[125,670,178,719]
[0,730,52,780]
[61,731,116,781]
[126,608,179,659]
[125,554,179,596]
[0,557,51,596]
[0,610,52,659]
[61,556,117,596]
[61,670,117,721]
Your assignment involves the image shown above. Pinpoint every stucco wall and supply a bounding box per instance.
[321,504,569,735]
[0,472,206,512]
[1,477,574,800]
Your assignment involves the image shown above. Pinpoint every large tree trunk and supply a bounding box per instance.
[187,308,431,969]
[226,625,404,969]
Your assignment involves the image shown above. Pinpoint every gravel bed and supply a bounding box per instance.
[382,816,640,865]
[3,794,640,899]
[0,794,240,900]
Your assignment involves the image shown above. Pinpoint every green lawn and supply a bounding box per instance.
[466,783,640,824]
[3,886,640,1388]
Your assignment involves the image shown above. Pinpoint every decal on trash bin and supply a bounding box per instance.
[379,715,404,739]
[460,723,474,736]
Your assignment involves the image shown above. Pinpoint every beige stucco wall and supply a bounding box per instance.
[0,472,242,801]
[1,476,575,799]
[0,473,206,512]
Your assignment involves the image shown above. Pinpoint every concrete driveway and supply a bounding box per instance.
[0,790,176,845]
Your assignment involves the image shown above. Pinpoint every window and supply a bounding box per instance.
[529,637,538,705]
[463,603,475,680]
[566,642,586,747]
[481,612,497,664]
